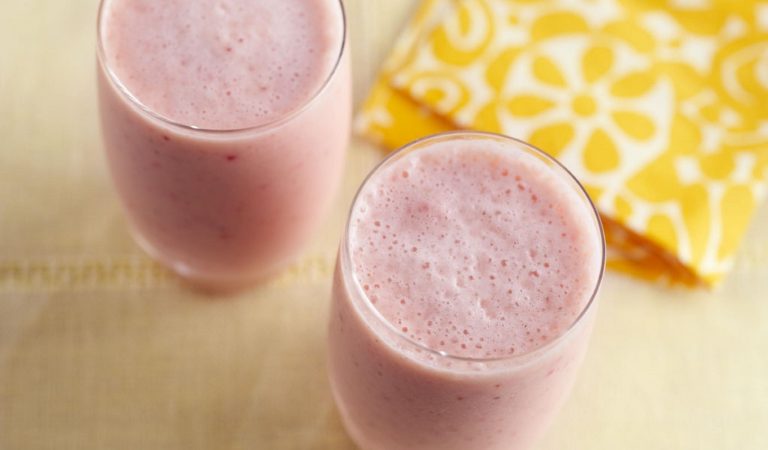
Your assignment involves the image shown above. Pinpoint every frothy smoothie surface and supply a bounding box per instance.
[101,0,343,129]
[349,138,602,359]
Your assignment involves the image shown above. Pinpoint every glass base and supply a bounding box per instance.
[128,227,292,294]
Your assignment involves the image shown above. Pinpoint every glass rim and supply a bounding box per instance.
[95,0,347,135]
[340,131,606,364]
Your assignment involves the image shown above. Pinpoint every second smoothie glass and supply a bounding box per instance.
[96,0,350,290]
[328,132,605,450]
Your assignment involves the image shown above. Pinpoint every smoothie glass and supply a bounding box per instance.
[96,0,350,290]
[328,132,605,450]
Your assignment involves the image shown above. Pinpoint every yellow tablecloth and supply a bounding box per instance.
[0,1,767,449]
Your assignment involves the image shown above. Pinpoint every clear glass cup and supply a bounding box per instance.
[327,132,605,450]
[96,0,350,291]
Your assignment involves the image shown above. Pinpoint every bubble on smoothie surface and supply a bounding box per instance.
[349,140,602,359]
[102,0,342,129]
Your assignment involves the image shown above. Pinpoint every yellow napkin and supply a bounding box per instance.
[356,0,768,287]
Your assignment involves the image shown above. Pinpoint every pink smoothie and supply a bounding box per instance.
[97,0,350,289]
[328,133,604,450]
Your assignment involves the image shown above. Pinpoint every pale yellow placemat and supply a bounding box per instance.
[1,1,767,449]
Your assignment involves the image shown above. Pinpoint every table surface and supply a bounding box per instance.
[1,1,767,449]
